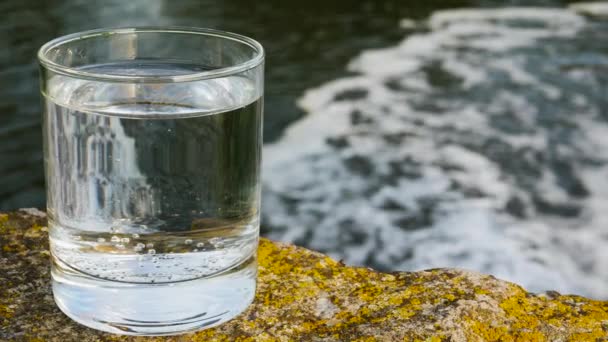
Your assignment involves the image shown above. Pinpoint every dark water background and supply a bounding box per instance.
[0,0,577,209]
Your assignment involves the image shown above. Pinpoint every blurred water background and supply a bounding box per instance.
[2,0,607,298]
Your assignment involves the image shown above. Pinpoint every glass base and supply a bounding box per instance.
[51,255,257,336]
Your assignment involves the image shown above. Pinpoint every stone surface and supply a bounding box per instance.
[1,210,607,341]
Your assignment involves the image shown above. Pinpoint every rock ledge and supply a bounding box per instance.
[1,210,607,341]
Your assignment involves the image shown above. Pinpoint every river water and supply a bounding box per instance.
[2,0,607,298]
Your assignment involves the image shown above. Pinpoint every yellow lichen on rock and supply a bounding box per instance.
[1,210,607,341]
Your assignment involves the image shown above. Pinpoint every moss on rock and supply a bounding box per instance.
[1,210,607,341]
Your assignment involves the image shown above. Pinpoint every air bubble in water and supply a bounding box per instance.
[132,233,140,239]
[146,243,154,248]
[121,237,130,244]
[196,242,205,248]
[185,239,193,245]
[134,243,145,252]
[148,249,156,255]
[111,236,120,243]
[97,238,106,243]
[210,237,224,248]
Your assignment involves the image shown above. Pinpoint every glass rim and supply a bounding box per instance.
[37,26,265,83]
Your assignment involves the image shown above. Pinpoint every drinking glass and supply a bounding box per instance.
[38,27,264,335]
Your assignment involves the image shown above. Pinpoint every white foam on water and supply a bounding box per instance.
[570,2,608,18]
[263,6,608,298]
[428,7,585,28]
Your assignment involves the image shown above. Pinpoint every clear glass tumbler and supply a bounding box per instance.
[38,27,264,335]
